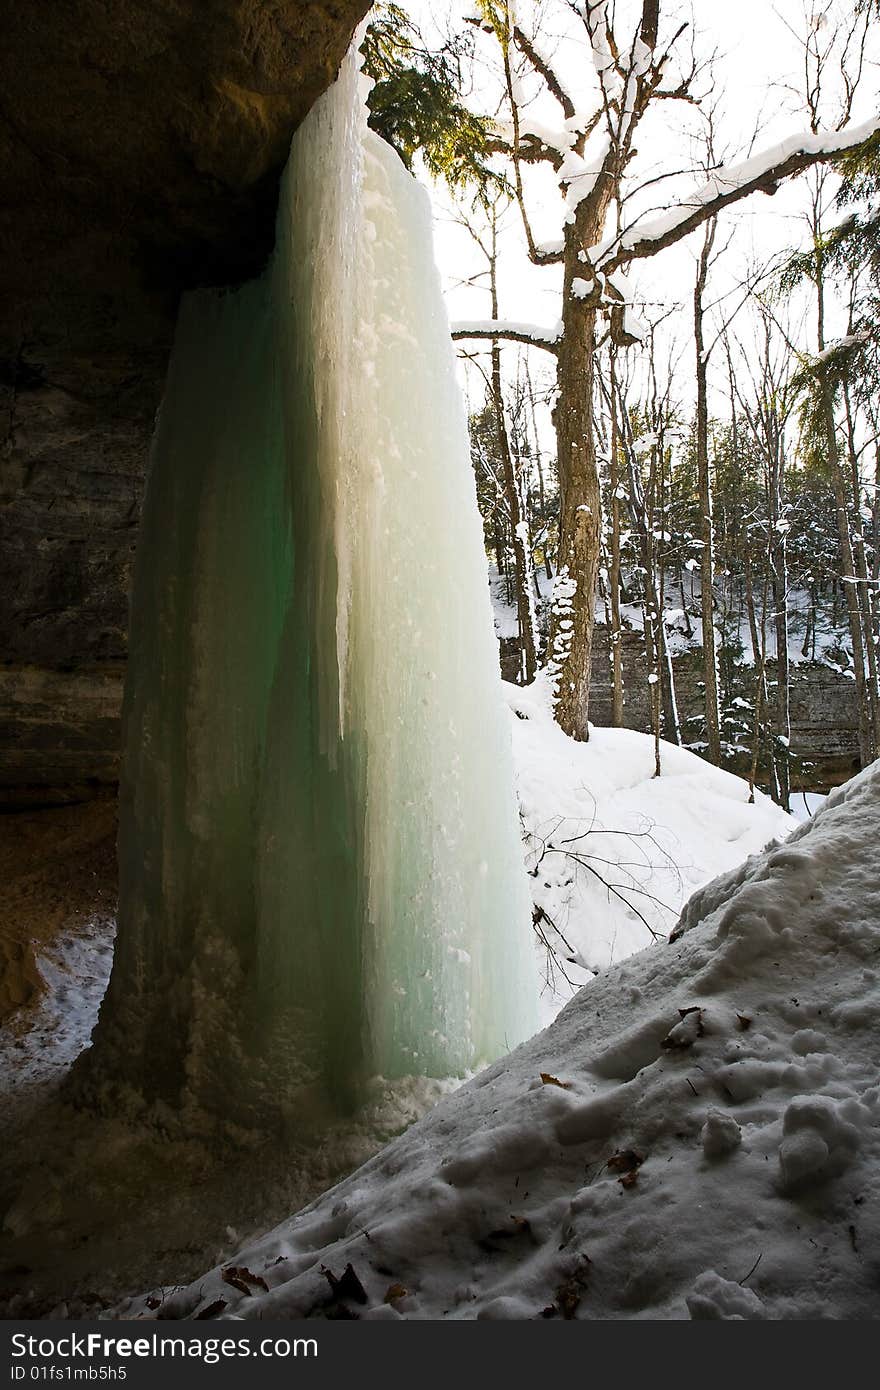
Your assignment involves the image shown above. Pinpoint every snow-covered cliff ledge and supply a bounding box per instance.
[124,757,880,1320]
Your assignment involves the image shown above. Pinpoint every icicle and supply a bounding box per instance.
[75,42,538,1133]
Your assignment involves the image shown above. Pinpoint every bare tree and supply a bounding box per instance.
[693,217,722,763]
[452,0,879,742]
[455,197,540,680]
[784,0,877,762]
[734,307,799,808]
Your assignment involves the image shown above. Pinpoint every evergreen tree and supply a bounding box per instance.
[361,5,497,193]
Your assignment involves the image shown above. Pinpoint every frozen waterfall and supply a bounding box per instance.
[75,44,539,1133]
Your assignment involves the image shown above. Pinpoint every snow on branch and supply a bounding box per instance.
[585,0,617,84]
[811,331,872,364]
[451,319,562,353]
[592,114,880,269]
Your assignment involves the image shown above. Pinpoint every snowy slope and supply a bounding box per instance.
[0,688,795,1316]
[124,760,880,1321]
[506,676,795,1019]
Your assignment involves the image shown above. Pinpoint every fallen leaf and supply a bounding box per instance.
[195,1299,227,1320]
[555,1277,586,1320]
[222,1265,269,1296]
[322,1262,368,1305]
[384,1283,408,1304]
[540,1072,573,1089]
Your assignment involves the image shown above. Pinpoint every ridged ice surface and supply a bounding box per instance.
[78,46,538,1131]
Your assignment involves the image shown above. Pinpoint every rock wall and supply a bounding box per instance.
[0,0,370,805]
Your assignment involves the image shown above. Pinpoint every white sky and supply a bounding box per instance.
[402,0,879,429]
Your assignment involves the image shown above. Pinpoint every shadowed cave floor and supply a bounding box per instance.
[0,801,450,1317]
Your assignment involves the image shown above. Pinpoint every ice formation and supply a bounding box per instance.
[75,44,538,1131]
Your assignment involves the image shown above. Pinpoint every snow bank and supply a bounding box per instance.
[122,769,880,1320]
[505,676,794,1017]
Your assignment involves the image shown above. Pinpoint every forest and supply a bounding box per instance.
[0,0,879,1346]
[365,0,880,808]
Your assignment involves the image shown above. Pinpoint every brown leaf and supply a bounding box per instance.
[195,1299,227,1320]
[322,1262,368,1305]
[384,1283,408,1304]
[550,1254,591,1318]
[555,1279,584,1320]
[618,1169,639,1189]
[222,1276,249,1296]
[736,1012,752,1031]
[558,1291,580,1319]
[221,1265,269,1295]
[540,1072,573,1089]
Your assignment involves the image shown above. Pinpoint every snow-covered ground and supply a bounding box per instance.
[789,791,829,824]
[124,757,880,1320]
[506,675,794,1021]
[0,683,830,1319]
[489,564,553,640]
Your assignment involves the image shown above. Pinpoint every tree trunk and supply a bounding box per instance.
[490,221,537,684]
[809,216,871,764]
[825,392,870,762]
[843,384,880,755]
[548,295,603,737]
[657,439,681,745]
[694,221,722,763]
[609,349,625,725]
[768,427,791,809]
[547,158,621,739]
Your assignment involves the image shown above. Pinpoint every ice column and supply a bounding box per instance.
[77,44,538,1132]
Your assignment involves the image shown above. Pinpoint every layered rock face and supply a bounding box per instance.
[0,0,369,805]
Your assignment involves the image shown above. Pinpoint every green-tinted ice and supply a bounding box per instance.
[79,46,538,1133]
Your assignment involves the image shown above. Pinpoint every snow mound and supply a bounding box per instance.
[124,759,880,1321]
[506,676,795,1016]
